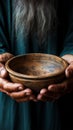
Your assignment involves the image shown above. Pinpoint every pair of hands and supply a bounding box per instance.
[0,53,73,102]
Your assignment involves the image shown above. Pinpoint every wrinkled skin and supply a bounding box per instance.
[0,53,73,102]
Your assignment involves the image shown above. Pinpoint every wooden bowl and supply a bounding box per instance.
[5,53,68,92]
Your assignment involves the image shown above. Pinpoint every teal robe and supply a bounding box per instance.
[0,0,73,130]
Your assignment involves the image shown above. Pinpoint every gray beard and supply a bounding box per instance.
[13,0,57,43]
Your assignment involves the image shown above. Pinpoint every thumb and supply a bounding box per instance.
[0,63,8,78]
[0,53,13,63]
[62,54,73,64]
[65,62,73,78]
[0,53,14,78]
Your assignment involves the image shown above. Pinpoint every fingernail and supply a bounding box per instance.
[0,69,6,76]
[48,85,53,90]
[18,86,23,90]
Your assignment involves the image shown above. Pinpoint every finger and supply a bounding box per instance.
[62,54,73,64]
[49,77,73,95]
[37,94,46,101]
[29,94,37,101]
[16,94,37,102]
[44,91,61,100]
[0,78,9,94]
[16,97,30,102]
[0,63,8,78]
[23,88,33,95]
[40,88,48,94]
[0,87,8,94]
[24,89,37,101]
[0,78,8,87]
[48,81,67,94]
[9,89,33,99]
[65,62,73,78]
[37,93,55,102]
[0,53,13,63]
[39,88,50,98]
[0,78,24,92]
[4,82,24,92]
[39,88,58,98]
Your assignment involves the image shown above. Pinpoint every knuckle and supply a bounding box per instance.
[3,84,8,90]
[3,83,10,91]
[0,53,13,63]
[0,54,5,63]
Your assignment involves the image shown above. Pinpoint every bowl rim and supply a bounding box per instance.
[5,53,68,79]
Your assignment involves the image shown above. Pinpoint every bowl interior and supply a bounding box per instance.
[5,53,68,79]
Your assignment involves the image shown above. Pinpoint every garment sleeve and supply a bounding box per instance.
[0,0,11,54]
[60,4,73,56]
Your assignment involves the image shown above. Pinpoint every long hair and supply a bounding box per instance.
[13,0,57,44]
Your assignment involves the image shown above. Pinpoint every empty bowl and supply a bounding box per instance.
[5,53,68,92]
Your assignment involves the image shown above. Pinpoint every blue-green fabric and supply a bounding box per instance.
[0,0,73,130]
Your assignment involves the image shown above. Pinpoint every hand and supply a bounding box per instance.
[37,54,73,102]
[0,53,37,102]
